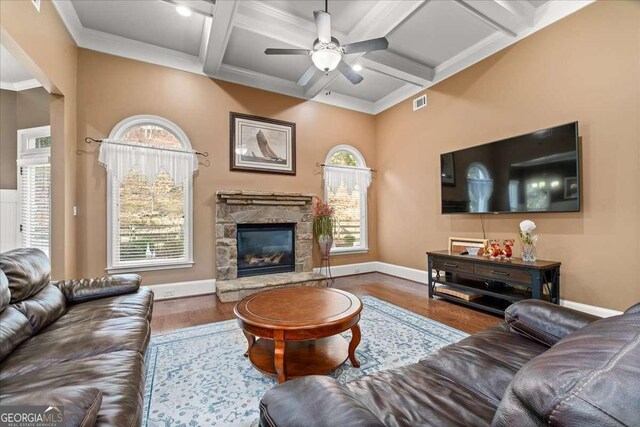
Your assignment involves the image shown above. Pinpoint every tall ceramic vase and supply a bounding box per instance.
[318,234,333,260]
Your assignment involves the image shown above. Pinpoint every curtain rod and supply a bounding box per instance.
[85,137,209,157]
[316,162,377,173]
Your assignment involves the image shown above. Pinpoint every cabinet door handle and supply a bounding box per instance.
[491,271,510,276]
[444,263,459,268]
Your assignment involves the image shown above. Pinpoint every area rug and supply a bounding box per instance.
[143,296,468,426]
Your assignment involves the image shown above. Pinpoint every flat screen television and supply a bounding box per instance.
[441,122,580,214]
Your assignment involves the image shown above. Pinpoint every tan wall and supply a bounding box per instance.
[16,86,50,129]
[0,90,17,189]
[375,1,640,311]
[76,49,378,285]
[0,87,49,190]
[1,0,78,279]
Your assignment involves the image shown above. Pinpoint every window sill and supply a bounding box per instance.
[107,261,194,274]
[330,248,369,256]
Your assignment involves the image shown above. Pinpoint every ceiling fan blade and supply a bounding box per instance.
[337,60,364,85]
[314,10,332,44]
[297,65,318,87]
[264,48,311,55]
[342,37,389,55]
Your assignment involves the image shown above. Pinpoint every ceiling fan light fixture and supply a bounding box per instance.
[311,49,341,72]
[176,5,192,17]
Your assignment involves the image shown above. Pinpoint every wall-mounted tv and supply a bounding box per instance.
[441,122,580,214]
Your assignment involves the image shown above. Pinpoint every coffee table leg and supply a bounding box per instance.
[274,339,286,383]
[348,324,361,368]
[243,331,255,357]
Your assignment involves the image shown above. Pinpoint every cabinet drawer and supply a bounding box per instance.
[433,258,474,275]
[474,264,532,285]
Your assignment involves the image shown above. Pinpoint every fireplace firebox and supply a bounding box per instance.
[236,223,296,277]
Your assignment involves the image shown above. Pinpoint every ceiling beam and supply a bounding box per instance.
[454,0,532,37]
[303,0,428,98]
[360,51,434,87]
[202,0,239,76]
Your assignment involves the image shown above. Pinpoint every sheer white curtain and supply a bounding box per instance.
[324,165,372,195]
[98,140,198,185]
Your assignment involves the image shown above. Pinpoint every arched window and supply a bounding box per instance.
[106,115,194,272]
[324,145,369,254]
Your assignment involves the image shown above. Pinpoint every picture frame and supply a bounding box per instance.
[564,176,578,199]
[441,152,455,186]
[448,237,488,255]
[230,112,296,175]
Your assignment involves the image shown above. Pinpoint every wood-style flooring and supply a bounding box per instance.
[151,273,502,335]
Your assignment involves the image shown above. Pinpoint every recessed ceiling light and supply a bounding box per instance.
[353,64,363,72]
[176,5,192,17]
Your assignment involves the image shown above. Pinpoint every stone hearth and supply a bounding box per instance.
[215,190,327,302]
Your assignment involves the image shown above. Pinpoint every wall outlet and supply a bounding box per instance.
[163,289,176,298]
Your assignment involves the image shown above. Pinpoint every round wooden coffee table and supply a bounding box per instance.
[234,287,362,383]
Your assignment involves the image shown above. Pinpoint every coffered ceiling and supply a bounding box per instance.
[52,0,593,114]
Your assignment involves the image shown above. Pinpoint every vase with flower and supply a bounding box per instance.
[312,197,336,259]
[519,220,538,262]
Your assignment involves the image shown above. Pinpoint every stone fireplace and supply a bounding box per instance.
[215,190,327,302]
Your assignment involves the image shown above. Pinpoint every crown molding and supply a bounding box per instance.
[372,0,595,115]
[0,79,43,91]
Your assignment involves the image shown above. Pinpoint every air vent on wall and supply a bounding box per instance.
[413,94,427,111]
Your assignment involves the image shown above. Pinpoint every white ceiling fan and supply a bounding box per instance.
[264,0,389,86]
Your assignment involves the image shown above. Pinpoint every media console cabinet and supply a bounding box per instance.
[427,250,561,316]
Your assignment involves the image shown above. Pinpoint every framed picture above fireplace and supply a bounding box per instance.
[230,112,296,175]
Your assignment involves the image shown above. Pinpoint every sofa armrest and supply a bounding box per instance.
[260,376,385,427]
[505,300,599,347]
[54,274,141,303]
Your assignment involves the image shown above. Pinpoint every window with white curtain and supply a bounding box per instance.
[103,115,195,272]
[324,145,371,254]
[17,126,51,257]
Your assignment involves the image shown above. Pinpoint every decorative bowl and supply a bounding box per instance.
[467,247,480,256]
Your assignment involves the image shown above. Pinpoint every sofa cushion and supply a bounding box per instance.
[0,350,146,427]
[0,269,10,311]
[0,248,50,302]
[13,284,66,333]
[492,312,640,427]
[0,306,32,362]
[0,387,103,427]
[0,316,150,380]
[346,363,498,427]
[43,288,154,333]
[419,323,547,405]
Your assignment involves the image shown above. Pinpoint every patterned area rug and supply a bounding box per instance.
[143,296,468,426]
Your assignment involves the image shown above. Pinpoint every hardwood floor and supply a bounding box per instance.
[151,273,502,335]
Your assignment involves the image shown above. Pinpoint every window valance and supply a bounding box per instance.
[324,164,372,196]
[98,139,198,185]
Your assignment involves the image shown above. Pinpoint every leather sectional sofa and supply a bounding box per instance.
[0,248,153,426]
[260,299,640,426]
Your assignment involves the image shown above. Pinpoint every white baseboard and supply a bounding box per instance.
[151,279,216,301]
[560,300,622,318]
[151,263,625,317]
[313,261,378,277]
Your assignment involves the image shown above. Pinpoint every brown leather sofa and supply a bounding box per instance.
[259,300,640,427]
[0,248,153,426]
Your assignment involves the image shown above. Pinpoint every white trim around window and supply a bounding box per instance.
[106,115,194,273]
[324,145,369,255]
